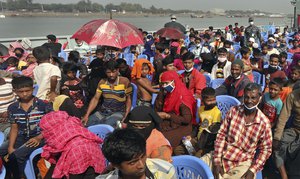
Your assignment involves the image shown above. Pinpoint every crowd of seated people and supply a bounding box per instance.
[0,19,300,179]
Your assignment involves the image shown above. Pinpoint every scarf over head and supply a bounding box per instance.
[40,111,105,178]
[160,70,196,122]
[131,58,155,79]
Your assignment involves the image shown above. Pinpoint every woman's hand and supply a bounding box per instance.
[157,112,171,119]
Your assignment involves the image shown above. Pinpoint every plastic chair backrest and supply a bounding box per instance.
[88,124,114,140]
[33,84,39,96]
[256,170,262,179]
[0,132,4,146]
[124,53,135,67]
[195,99,201,124]
[286,58,293,64]
[138,54,148,60]
[233,44,241,54]
[131,83,138,109]
[216,95,241,120]
[150,57,154,64]
[151,93,158,107]
[177,70,185,75]
[252,71,262,85]
[24,148,42,179]
[58,50,68,62]
[235,53,242,59]
[210,79,225,89]
[204,74,212,87]
[0,166,6,179]
[172,155,214,179]
[287,52,293,60]
[12,71,22,75]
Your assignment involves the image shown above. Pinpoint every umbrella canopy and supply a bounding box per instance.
[164,21,186,34]
[156,27,185,40]
[71,19,144,49]
[0,44,8,57]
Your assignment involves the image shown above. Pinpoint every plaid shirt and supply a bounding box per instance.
[213,105,272,174]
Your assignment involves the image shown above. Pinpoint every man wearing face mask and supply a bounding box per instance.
[215,59,251,102]
[125,106,173,162]
[264,54,286,81]
[191,38,210,59]
[181,52,206,99]
[211,48,232,80]
[245,17,262,46]
[201,83,272,179]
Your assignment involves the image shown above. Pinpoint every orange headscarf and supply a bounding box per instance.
[131,59,155,79]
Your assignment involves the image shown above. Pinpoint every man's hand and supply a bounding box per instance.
[241,170,255,179]
[8,147,15,154]
[213,164,224,179]
[273,139,281,151]
[157,112,170,119]
[26,136,41,148]
[48,92,57,102]
[82,114,89,126]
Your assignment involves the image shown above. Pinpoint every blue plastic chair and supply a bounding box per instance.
[286,58,293,64]
[172,155,214,179]
[287,52,293,60]
[252,71,262,85]
[58,50,68,62]
[204,74,212,87]
[150,57,154,64]
[124,53,135,67]
[33,84,39,96]
[210,79,225,89]
[256,170,263,179]
[131,83,138,109]
[0,166,6,179]
[24,147,42,179]
[0,132,4,146]
[138,54,148,60]
[195,98,201,124]
[177,70,185,75]
[233,44,241,54]
[235,53,242,59]
[12,71,22,75]
[88,124,114,140]
[216,95,241,120]
[151,93,158,107]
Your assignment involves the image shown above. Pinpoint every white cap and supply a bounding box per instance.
[20,38,32,50]
[268,37,276,42]
[253,43,259,48]
[171,15,176,19]
[249,37,255,43]
[274,34,279,38]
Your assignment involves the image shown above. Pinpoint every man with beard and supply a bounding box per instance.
[215,59,251,102]
[201,83,272,179]
[97,128,176,179]
[125,106,172,162]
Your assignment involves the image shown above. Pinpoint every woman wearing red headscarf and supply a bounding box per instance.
[154,70,195,147]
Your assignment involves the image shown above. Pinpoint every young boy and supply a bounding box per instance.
[261,78,283,128]
[97,128,176,179]
[173,87,221,157]
[287,65,300,88]
[0,76,52,178]
[61,63,85,109]
[131,59,158,107]
[33,46,61,102]
[279,52,289,76]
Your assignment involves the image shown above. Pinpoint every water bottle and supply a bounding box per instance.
[182,136,195,155]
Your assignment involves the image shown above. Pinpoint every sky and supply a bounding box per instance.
[35,0,292,14]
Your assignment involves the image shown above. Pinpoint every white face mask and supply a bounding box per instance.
[218,57,227,63]
[249,22,254,25]
[185,67,193,73]
[243,96,261,112]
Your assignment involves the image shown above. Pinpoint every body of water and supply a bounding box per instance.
[0,15,291,39]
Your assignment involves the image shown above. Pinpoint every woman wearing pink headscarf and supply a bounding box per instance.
[40,111,105,179]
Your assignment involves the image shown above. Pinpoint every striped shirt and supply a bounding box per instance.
[8,97,52,137]
[97,77,132,113]
[213,105,272,174]
[0,79,16,113]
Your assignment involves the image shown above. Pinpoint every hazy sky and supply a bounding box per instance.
[35,0,291,13]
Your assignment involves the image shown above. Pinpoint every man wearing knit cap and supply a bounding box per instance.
[245,17,262,46]
[215,59,251,102]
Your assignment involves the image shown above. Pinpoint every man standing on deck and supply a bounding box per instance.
[245,17,262,46]
[164,15,186,34]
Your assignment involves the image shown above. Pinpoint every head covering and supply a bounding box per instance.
[47,34,56,42]
[225,26,229,31]
[171,15,176,20]
[131,59,155,79]
[40,111,105,178]
[160,71,196,123]
[249,17,254,22]
[249,37,255,43]
[125,106,162,139]
[268,37,276,42]
[232,59,244,68]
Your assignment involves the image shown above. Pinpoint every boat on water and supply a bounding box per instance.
[0,14,5,18]
[190,14,204,18]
